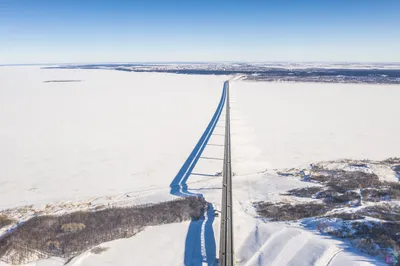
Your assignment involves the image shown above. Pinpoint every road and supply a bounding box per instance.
[219,81,234,266]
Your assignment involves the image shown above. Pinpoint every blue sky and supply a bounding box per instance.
[1,0,399,64]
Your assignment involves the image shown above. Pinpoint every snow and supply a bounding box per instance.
[232,216,385,266]
[67,222,189,266]
[230,81,400,172]
[228,80,399,266]
[0,66,227,266]
[0,66,228,209]
[4,223,189,266]
[1,68,399,265]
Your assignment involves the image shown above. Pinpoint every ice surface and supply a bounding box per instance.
[0,66,228,209]
[230,81,400,173]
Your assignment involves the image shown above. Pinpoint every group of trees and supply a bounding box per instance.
[257,160,400,263]
[0,215,13,230]
[0,196,207,265]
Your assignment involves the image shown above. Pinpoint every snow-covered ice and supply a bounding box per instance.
[230,81,400,172]
[0,66,227,209]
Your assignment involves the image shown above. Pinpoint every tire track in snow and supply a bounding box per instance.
[242,227,287,266]
[269,230,312,266]
[315,246,343,266]
[243,228,312,266]
[201,204,210,260]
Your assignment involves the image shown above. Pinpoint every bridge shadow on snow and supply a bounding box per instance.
[191,172,219,177]
[169,82,228,266]
[169,82,226,197]
[184,203,217,266]
[170,184,203,198]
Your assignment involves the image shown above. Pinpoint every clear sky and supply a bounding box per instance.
[1,0,399,64]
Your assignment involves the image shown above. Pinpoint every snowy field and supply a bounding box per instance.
[0,66,227,209]
[230,81,400,173]
[1,67,399,265]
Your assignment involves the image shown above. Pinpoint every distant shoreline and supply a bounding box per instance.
[44,63,400,84]
[44,80,82,83]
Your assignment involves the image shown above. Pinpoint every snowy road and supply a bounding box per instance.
[219,81,234,266]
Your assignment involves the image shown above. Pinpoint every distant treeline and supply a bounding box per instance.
[43,65,400,84]
[43,80,82,83]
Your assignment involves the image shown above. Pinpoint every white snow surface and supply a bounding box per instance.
[228,80,399,266]
[0,66,227,209]
[230,81,400,173]
[1,68,399,266]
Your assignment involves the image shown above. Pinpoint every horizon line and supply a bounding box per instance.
[2,60,400,67]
